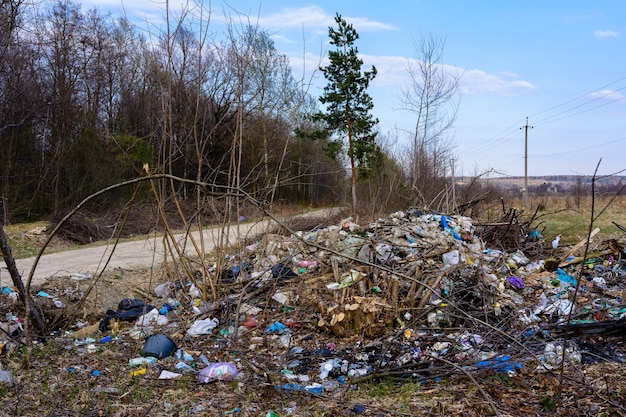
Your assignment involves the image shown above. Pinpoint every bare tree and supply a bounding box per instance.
[0,0,36,222]
[0,0,22,61]
[241,28,300,200]
[400,32,460,207]
[0,0,344,225]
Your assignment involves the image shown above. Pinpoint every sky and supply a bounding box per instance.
[80,0,626,177]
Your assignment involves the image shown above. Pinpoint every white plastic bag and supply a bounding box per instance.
[186,317,219,337]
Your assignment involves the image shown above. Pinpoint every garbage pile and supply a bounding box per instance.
[2,209,626,399]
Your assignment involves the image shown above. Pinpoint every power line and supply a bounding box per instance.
[461,119,525,157]
[465,78,626,159]
[520,117,532,208]
[462,77,626,174]
[534,93,626,127]
[530,136,626,158]
[526,75,626,120]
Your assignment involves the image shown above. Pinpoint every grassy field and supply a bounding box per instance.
[529,195,625,245]
[477,194,626,246]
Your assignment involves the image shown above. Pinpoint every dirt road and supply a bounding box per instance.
[0,207,345,288]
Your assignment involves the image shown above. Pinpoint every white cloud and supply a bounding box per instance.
[256,6,331,29]
[363,55,409,87]
[587,89,625,100]
[256,6,394,31]
[342,16,396,31]
[357,55,535,96]
[270,33,296,44]
[81,0,187,27]
[459,69,535,95]
[87,1,534,99]
[287,51,327,88]
[593,30,619,38]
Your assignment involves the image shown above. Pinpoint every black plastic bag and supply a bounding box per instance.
[99,298,155,332]
[271,263,298,279]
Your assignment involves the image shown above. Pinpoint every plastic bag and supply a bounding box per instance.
[197,362,238,383]
[442,250,461,268]
[0,364,13,385]
[271,263,298,279]
[186,317,219,337]
[99,299,155,332]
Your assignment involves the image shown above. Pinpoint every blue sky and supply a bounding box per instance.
[82,0,626,177]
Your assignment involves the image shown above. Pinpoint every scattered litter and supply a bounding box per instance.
[129,356,158,367]
[70,272,93,280]
[0,364,13,385]
[266,321,289,334]
[271,263,298,279]
[3,206,626,415]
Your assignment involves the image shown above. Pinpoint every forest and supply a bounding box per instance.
[0,0,464,224]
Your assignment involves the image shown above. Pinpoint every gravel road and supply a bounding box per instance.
[0,207,345,288]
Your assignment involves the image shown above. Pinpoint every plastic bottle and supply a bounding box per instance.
[319,359,334,379]
[174,348,195,362]
[175,362,196,373]
[129,356,158,367]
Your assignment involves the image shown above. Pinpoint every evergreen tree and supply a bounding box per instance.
[317,13,379,213]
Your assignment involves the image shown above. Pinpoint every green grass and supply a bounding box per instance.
[359,378,428,402]
[533,195,626,245]
[131,379,156,402]
[2,221,50,259]
[352,377,455,415]
[361,378,396,397]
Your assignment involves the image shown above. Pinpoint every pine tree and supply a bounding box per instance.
[317,13,379,214]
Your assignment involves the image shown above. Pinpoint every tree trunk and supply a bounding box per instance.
[0,222,47,335]
[348,121,357,214]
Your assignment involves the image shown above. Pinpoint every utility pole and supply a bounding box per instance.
[450,158,456,211]
[520,117,533,209]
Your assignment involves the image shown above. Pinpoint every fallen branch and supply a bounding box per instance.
[557,227,600,267]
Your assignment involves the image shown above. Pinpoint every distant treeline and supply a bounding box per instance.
[483,177,626,196]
